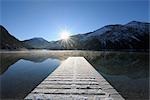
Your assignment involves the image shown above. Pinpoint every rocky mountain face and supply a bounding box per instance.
[0,25,25,50]
[1,21,149,51]
[83,21,149,51]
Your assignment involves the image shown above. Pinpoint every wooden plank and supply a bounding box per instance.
[25,57,124,100]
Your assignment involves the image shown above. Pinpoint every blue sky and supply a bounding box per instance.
[1,0,149,41]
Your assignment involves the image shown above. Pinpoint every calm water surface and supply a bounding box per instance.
[87,52,149,100]
[0,51,149,100]
[0,52,61,99]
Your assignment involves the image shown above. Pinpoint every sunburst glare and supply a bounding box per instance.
[60,30,70,40]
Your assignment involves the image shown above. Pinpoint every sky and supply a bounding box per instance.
[1,0,149,41]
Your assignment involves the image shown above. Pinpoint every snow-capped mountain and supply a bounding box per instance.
[51,21,149,51]
[125,21,149,31]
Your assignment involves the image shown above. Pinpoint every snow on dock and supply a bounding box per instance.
[25,57,124,100]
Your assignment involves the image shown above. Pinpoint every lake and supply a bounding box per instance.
[0,50,149,100]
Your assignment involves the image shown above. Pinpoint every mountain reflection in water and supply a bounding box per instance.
[87,52,149,100]
[0,51,149,100]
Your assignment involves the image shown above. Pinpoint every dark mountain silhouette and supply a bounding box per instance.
[0,25,26,50]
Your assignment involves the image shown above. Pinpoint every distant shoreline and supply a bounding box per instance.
[0,49,149,53]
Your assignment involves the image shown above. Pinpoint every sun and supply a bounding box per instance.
[60,30,70,40]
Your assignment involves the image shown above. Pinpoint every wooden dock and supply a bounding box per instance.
[25,57,124,100]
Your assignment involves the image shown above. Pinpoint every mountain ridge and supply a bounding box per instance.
[22,37,50,49]
[0,21,149,51]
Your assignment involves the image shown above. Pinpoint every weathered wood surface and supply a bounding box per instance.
[25,57,124,100]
